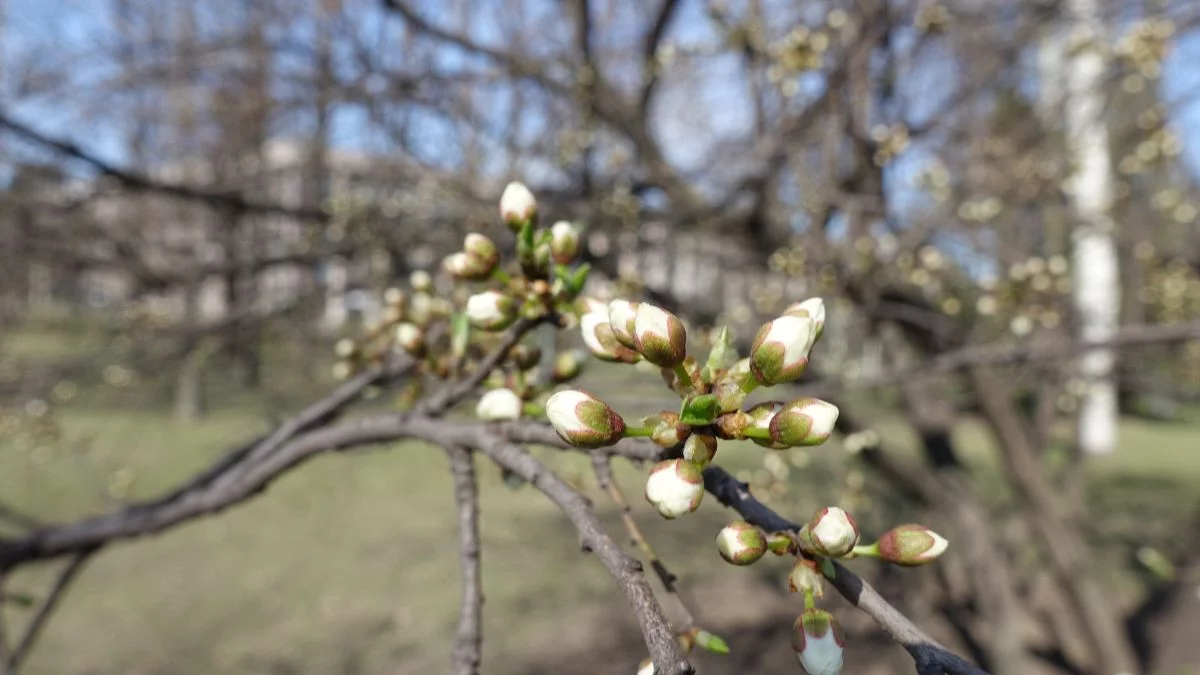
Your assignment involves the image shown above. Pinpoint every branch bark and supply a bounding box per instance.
[446,447,482,675]
[4,548,96,675]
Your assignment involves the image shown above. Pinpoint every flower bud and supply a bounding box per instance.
[334,338,357,359]
[649,411,690,448]
[476,388,523,421]
[712,378,748,414]
[769,398,840,447]
[716,521,767,565]
[713,410,752,440]
[768,532,798,555]
[874,524,949,566]
[636,658,654,675]
[787,557,824,596]
[383,286,406,307]
[332,361,353,381]
[546,389,625,448]
[644,459,705,519]
[633,303,687,368]
[749,315,816,386]
[409,292,433,325]
[549,221,582,265]
[552,350,586,382]
[746,401,788,449]
[804,507,859,558]
[783,297,826,342]
[682,434,718,465]
[410,270,433,293]
[607,299,639,349]
[464,233,499,267]
[442,252,473,280]
[465,290,516,331]
[394,322,424,356]
[509,343,542,371]
[580,310,639,363]
[791,609,845,675]
[500,181,537,231]
[576,296,607,316]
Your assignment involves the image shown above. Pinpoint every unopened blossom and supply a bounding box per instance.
[644,459,704,519]
[464,233,499,267]
[769,398,840,447]
[394,322,424,356]
[632,303,687,368]
[745,401,788,449]
[549,221,582,265]
[465,290,516,331]
[607,299,640,349]
[749,315,817,386]
[500,181,537,231]
[580,310,639,363]
[476,388,523,421]
[716,521,767,565]
[783,297,826,342]
[636,658,654,675]
[791,608,845,675]
[874,524,949,566]
[649,411,690,448]
[805,507,859,558]
[683,434,718,464]
[546,389,625,448]
[552,350,586,382]
[410,270,433,293]
[787,557,825,596]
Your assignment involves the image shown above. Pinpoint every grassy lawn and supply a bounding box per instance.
[2,320,1199,674]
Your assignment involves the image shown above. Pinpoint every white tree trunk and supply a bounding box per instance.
[1065,0,1119,455]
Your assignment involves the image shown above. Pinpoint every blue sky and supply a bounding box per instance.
[4,0,1200,193]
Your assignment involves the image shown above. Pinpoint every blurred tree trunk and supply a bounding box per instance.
[1066,0,1119,455]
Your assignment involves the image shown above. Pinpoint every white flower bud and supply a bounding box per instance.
[783,297,826,341]
[749,315,816,386]
[607,299,639,349]
[873,524,949,566]
[636,658,655,675]
[546,389,625,447]
[549,221,582,265]
[716,521,768,565]
[500,181,537,231]
[476,388,523,421]
[394,322,424,355]
[464,233,499,266]
[791,608,845,675]
[644,459,704,519]
[580,310,639,363]
[410,270,433,293]
[769,398,839,447]
[465,290,516,331]
[805,507,859,558]
[334,338,357,358]
[633,303,687,368]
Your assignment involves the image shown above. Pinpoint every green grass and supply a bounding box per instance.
[2,320,1200,674]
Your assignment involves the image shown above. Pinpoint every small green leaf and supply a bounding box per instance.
[3,592,37,608]
[819,556,837,579]
[567,263,591,295]
[1136,546,1176,581]
[680,394,720,426]
[693,628,730,655]
[705,325,738,372]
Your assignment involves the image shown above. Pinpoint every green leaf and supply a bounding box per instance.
[2,592,37,608]
[819,556,837,579]
[450,312,471,359]
[567,263,591,295]
[705,325,738,372]
[680,393,720,426]
[693,629,730,655]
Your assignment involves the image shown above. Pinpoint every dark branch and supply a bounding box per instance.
[701,464,990,675]
[4,548,96,675]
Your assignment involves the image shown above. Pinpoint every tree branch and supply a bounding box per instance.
[446,446,482,675]
[414,317,540,417]
[701,464,989,675]
[4,548,96,675]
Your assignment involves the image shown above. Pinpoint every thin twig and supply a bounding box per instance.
[701,463,990,675]
[446,446,483,675]
[5,548,96,675]
[453,432,692,675]
[414,317,539,417]
[591,453,695,629]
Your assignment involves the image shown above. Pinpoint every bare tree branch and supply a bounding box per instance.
[4,548,96,675]
[701,464,990,675]
[446,446,482,675]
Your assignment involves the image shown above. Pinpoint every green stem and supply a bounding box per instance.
[740,426,772,441]
[851,542,881,559]
[803,588,816,611]
[622,426,656,438]
[739,376,760,395]
[673,363,695,392]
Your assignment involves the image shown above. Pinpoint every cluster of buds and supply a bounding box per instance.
[330,183,594,418]
[548,297,841,520]
[712,509,948,674]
